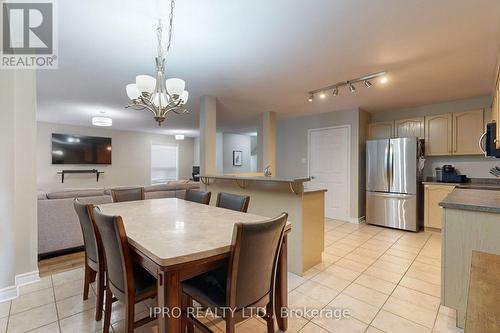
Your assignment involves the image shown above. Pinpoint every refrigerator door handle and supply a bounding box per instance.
[384,144,390,188]
[388,142,394,189]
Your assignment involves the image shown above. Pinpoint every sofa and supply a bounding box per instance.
[37,180,199,258]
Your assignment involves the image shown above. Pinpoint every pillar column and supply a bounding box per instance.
[257,111,277,175]
[199,95,217,175]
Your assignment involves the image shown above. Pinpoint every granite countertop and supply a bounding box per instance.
[422,177,500,190]
[439,188,500,214]
[200,174,311,183]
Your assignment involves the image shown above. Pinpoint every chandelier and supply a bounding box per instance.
[125,0,188,126]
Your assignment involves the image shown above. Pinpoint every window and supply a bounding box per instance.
[150,144,178,184]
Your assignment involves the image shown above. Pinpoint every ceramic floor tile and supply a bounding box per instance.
[295,280,339,307]
[302,268,321,279]
[59,307,104,333]
[364,266,404,284]
[0,317,6,333]
[279,315,309,333]
[350,248,384,259]
[321,253,342,264]
[51,268,84,287]
[365,326,385,333]
[312,261,334,272]
[54,279,87,301]
[7,303,58,333]
[18,276,52,296]
[110,300,149,324]
[324,245,352,257]
[399,276,441,298]
[343,253,377,265]
[378,254,414,266]
[288,272,307,291]
[313,312,368,333]
[56,292,96,319]
[10,287,55,315]
[415,255,441,268]
[391,286,440,312]
[310,271,352,292]
[383,295,438,328]
[371,260,410,275]
[328,293,379,324]
[386,248,418,260]
[354,274,397,295]
[297,322,330,333]
[0,301,10,319]
[329,241,357,252]
[334,258,370,273]
[372,310,432,333]
[438,305,456,318]
[289,290,329,319]
[112,317,160,333]
[406,262,441,285]
[29,322,61,333]
[433,312,464,333]
[325,265,361,281]
[343,283,389,308]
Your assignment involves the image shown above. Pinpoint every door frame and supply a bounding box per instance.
[307,125,351,221]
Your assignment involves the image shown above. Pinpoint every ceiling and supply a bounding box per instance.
[37,0,500,136]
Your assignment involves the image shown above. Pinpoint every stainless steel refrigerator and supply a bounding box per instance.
[366,137,423,232]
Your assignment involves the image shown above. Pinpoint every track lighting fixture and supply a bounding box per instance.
[307,71,387,101]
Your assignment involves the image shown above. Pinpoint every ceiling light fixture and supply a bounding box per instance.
[92,117,113,127]
[307,71,387,101]
[125,0,189,126]
[175,134,185,140]
[380,76,388,84]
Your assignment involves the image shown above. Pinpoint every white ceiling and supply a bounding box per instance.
[37,0,500,136]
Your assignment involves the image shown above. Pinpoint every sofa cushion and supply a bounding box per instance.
[145,191,176,200]
[46,188,106,199]
[104,186,143,195]
[144,182,177,192]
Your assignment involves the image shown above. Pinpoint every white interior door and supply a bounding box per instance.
[309,126,350,220]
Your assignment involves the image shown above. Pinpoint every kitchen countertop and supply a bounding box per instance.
[200,174,311,183]
[422,177,500,190]
[439,188,500,214]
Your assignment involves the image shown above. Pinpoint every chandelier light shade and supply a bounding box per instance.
[125,0,189,126]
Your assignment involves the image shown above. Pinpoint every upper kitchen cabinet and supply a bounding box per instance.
[395,117,425,139]
[425,113,453,155]
[494,74,500,149]
[368,121,394,139]
[453,109,484,155]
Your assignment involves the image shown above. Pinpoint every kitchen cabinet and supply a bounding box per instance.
[368,121,393,139]
[453,109,484,155]
[425,114,453,156]
[494,74,500,149]
[424,184,455,230]
[395,117,425,139]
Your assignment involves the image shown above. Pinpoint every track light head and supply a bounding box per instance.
[348,82,356,93]
[308,94,314,102]
[332,86,339,96]
[364,80,372,88]
[319,91,326,99]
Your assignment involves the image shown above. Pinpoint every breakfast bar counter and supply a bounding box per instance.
[201,174,326,275]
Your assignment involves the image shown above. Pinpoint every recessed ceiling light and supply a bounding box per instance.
[380,76,388,84]
[319,91,326,99]
[308,94,314,102]
[92,117,113,127]
[175,134,185,140]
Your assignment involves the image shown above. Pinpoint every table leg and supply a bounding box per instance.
[275,235,288,331]
[157,270,182,333]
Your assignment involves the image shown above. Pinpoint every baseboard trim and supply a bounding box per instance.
[329,216,366,224]
[0,270,40,302]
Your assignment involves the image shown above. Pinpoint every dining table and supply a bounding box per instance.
[98,197,291,333]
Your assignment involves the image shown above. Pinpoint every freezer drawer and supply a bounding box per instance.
[366,191,419,231]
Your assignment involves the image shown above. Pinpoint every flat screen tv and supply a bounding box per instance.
[52,133,112,165]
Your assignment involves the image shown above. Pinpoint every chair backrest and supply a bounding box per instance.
[73,199,99,264]
[227,213,288,309]
[92,207,132,295]
[111,187,144,203]
[185,189,211,205]
[216,192,250,213]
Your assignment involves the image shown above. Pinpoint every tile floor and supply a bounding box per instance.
[0,219,464,333]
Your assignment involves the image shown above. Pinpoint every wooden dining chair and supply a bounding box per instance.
[215,192,250,213]
[111,187,145,203]
[92,207,157,333]
[184,189,211,205]
[73,199,105,321]
[181,212,288,333]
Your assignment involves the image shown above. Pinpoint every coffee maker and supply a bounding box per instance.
[441,165,468,183]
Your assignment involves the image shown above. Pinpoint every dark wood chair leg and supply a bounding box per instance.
[83,264,92,300]
[226,316,235,333]
[95,269,105,321]
[126,298,135,333]
[266,302,275,333]
[103,287,113,333]
[186,295,194,333]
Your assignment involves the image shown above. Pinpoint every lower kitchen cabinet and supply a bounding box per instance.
[424,184,455,229]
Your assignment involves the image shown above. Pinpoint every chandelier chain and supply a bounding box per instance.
[166,0,174,53]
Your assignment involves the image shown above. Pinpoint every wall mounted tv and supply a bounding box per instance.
[52,133,112,165]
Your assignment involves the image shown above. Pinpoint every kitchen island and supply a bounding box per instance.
[440,188,500,328]
[200,174,326,275]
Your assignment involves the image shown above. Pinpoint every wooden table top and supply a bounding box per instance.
[98,198,285,267]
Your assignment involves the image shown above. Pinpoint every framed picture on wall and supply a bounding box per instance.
[233,150,242,166]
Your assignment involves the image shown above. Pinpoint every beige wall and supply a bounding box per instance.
[0,70,38,296]
[37,122,195,192]
[370,96,499,179]
[276,108,365,220]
